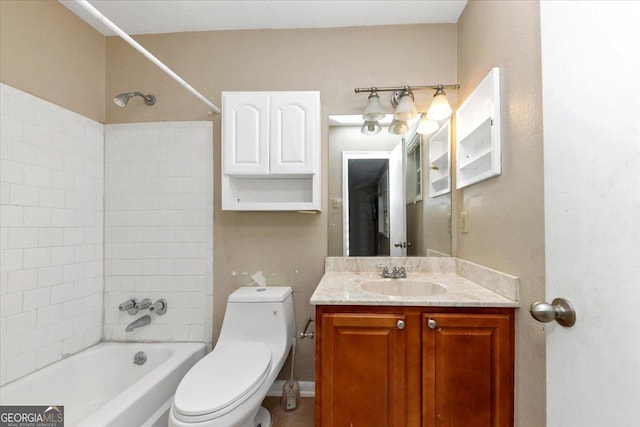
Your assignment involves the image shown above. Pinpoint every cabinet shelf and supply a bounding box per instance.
[455,68,501,189]
[428,120,451,197]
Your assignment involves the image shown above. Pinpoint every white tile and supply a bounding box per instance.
[6,268,37,293]
[51,246,74,265]
[62,299,83,320]
[0,292,23,317]
[39,188,65,208]
[0,205,24,226]
[21,326,52,354]
[0,115,24,141]
[24,164,52,187]
[23,207,51,227]
[63,263,85,282]
[23,247,51,269]
[0,249,23,273]
[9,183,40,207]
[23,287,51,311]
[7,228,38,249]
[37,265,64,287]
[51,208,75,227]
[38,228,64,247]
[36,341,61,369]
[0,160,24,184]
[51,282,75,304]
[51,170,75,190]
[23,122,51,147]
[6,310,36,337]
[37,304,63,328]
[37,148,64,170]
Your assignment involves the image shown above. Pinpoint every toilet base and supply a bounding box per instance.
[255,406,271,427]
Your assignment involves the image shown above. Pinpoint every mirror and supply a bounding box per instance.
[328,115,452,257]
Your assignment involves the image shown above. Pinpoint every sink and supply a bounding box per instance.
[359,279,446,297]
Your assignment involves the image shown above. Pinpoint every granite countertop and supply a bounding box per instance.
[310,257,520,308]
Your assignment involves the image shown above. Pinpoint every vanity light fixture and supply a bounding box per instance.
[355,83,460,135]
[417,113,440,135]
[361,120,382,135]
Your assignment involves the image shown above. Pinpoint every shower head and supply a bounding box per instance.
[113,92,156,108]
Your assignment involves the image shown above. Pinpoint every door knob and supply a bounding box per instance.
[530,298,576,327]
[396,320,405,330]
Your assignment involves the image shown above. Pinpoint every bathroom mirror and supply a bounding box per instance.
[328,115,452,257]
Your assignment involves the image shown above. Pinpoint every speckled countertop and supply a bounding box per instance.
[310,257,520,307]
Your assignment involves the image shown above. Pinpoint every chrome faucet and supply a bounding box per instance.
[377,264,408,279]
[125,315,151,332]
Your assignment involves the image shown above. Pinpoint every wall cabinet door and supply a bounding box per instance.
[269,92,318,174]
[317,312,417,427]
[422,312,514,427]
[222,92,269,175]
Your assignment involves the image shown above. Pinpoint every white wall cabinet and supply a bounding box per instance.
[455,67,501,189]
[428,120,451,197]
[222,91,321,211]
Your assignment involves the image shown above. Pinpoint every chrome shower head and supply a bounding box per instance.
[113,92,156,108]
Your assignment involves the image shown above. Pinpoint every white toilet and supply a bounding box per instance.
[169,286,295,427]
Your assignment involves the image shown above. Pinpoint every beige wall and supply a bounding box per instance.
[105,24,457,380]
[0,1,105,122]
[457,1,545,425]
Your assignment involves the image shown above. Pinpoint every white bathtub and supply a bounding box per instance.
[0,342,207,427]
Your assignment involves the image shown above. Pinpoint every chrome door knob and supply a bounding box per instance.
[530,298,576,327]
[427,319,437,329]
[396,320,405,330]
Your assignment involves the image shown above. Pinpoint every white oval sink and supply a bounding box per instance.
[359,279,446,297]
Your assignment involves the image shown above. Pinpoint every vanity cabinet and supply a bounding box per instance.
[315,305,514,427]
[221,91,321,211]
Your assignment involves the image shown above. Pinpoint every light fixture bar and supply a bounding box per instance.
[354,84,460,94]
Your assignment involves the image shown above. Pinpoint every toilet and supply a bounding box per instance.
[169,286,295,427]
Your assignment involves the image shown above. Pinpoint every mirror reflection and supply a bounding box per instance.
[328,115,452,257]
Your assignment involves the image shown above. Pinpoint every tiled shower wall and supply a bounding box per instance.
[103,122,213,342]
[0,83,104,385]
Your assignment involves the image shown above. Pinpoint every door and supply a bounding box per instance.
[221,92,269,174]
[269,92,319,174]
[541,3,640,425]
[422,312,514,427]
[389,141,407,256]
[318,312,411,427]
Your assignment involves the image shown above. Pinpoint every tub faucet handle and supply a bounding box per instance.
[149,299,167,315]
[136,298,152,311]
[118,299,138,315]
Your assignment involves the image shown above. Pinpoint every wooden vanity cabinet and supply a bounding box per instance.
[315,305,514,427]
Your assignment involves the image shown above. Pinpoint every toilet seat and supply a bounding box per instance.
[172,342,272,422]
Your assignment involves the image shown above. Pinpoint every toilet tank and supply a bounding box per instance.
[217,286,295,354]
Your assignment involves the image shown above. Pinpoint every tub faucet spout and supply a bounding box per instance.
[126,315,151,332]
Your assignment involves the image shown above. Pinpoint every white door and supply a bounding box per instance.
[541,2,640,426]
[270,92,319,174]
[389,141,406,256]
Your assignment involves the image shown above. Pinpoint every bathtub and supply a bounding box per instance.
[0,342,207,427]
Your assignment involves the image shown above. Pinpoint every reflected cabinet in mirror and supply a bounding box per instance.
[328,115,451,257]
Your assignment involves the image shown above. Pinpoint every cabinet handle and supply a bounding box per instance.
[396,320,405,330]
[427,319,437,329]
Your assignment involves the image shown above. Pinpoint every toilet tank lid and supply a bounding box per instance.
[228,286,292,302]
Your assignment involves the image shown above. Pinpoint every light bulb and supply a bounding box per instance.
[426,90,452,121]
[361,120,381,135]
[388,119,409,135]
[417,115,440,135]
[393,93,418,121]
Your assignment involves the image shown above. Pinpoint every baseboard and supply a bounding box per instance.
[267,380,315,397]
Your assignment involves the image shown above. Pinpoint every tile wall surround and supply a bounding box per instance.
[1,84,214,386]
[103,122,213,343]
[323,256,520,301]
[0,83,104,385]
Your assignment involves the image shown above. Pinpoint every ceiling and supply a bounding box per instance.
[60,0,467,36]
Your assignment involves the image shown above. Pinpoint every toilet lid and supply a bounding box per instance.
[173,342,272,417]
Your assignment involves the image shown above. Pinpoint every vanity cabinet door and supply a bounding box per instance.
[317,311,419,427]
[422,312,514,427]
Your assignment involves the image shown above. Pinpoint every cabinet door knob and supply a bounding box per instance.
[396,320,405,330]
[427,319,437,329]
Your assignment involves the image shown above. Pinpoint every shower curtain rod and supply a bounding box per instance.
[75,0,221,114]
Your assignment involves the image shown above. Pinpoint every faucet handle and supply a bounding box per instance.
[149,299,167,315]
[118,299,138,315]
[376,264,392,278]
